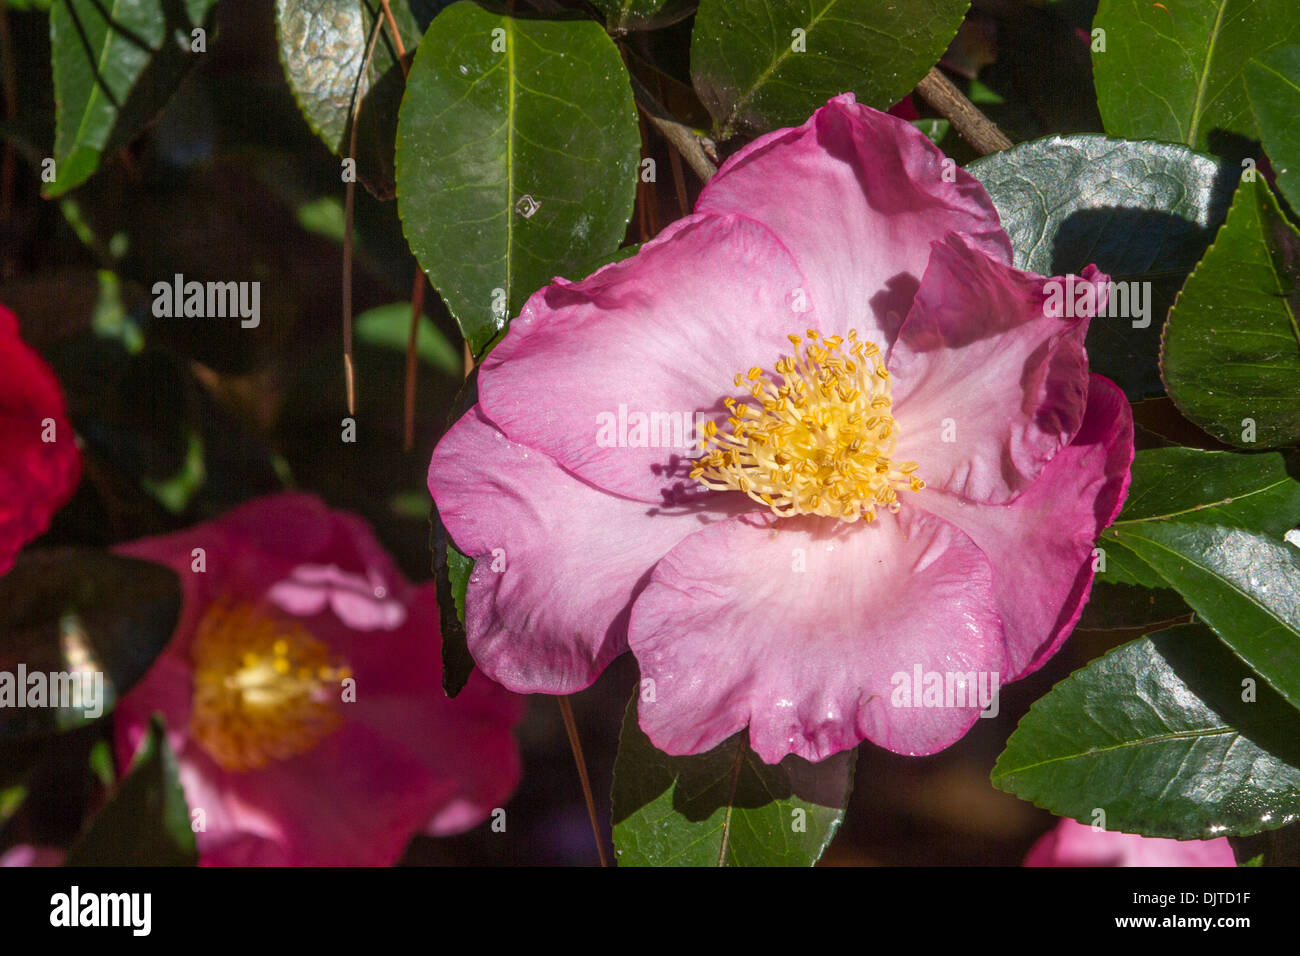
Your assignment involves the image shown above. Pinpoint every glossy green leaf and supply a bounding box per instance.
[1076,581,1190,631]
[968,135,1238,398]
[275,0,423,200]
[612,695,854,866]
[591,0,695,34]
[396,1,639,355]
[1112,446,1300,533]
[1091,0,1300,158]
[48,0,216,197]
[65,715,197,866]
[994,624,1300,839]
[1246,45,1300,213]
[0,550,181,739]
[1109,523,1300,709]
[1094,536,1169,590]
[689,0,969,139]
[1097,447,1300,676]
[1096,447,1300,693]
[1162,176,1300,447]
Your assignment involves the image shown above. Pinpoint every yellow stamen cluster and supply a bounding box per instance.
[189,602,352,772]
[690,329,924,522]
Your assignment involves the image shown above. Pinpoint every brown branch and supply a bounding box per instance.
[627,72,717,184]
[378,0,408,68]
[657,74,691,219]
[558,696,609,867]
[342,9,388,417]
[914,67,1012,155]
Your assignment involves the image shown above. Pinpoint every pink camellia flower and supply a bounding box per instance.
[0,845,64,867]
[114,493,524,866]
[0,303,81,576]
[430,93,1133,764]
[1025,818,1237,867]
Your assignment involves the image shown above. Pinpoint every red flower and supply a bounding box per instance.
[0,304,81,575]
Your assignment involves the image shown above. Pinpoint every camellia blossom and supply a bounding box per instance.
[0,303,81,576]
[1025,818,1236,867]
[114,493,524,866]
[430,94,1133,764]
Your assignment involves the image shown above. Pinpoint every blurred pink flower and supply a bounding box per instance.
[430,94,1132,764]
[0,845,64,867]
[0,303,81,576]
[1025,818,1237,867]
[114,493,524,866]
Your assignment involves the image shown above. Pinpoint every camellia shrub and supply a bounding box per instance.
[1,0,1298,872]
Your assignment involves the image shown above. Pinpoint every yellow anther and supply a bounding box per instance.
[189,602,349,773]
[692,330,924,522]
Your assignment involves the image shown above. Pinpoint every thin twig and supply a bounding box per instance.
[558,696,609,867]
[375,0,431,450]
[627,71,717,183]
[914,67,1012,155]
[343,13,387,417]
[378,0,408,64]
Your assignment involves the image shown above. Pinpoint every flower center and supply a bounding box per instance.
[189,602,352,772]
[691,329,924,522]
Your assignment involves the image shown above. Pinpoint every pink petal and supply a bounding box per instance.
[916,374,1133,677]
[1025,818,1237,867]
[113,494,524,864]
[205,721,445,866]
[628,509,1005,763]
[697,93,1011,347]
[430,406,741,693]
[888,234,1102,503]
[477,213,820,503]
[0,845,65,867]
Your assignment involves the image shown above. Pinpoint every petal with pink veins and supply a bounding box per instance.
[697,93,1012,345]
[628,509,1006,763]
[430,406,744,694]
[889,234,1103,503]
[915,374,1134,678]
[477,214,821,504]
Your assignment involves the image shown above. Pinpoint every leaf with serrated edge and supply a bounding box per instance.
[1109,523,1300,709]
[1162,176,1300,448]
[690,0,968,139]
[1097,446,1300,703]
[611,695,854,866]
[1092,0,1300,157]
[968,135,1238,399]
[1245,45,1300,213]
[993,624,1300,839]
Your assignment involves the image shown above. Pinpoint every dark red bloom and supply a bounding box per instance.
[0,304,81,575]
